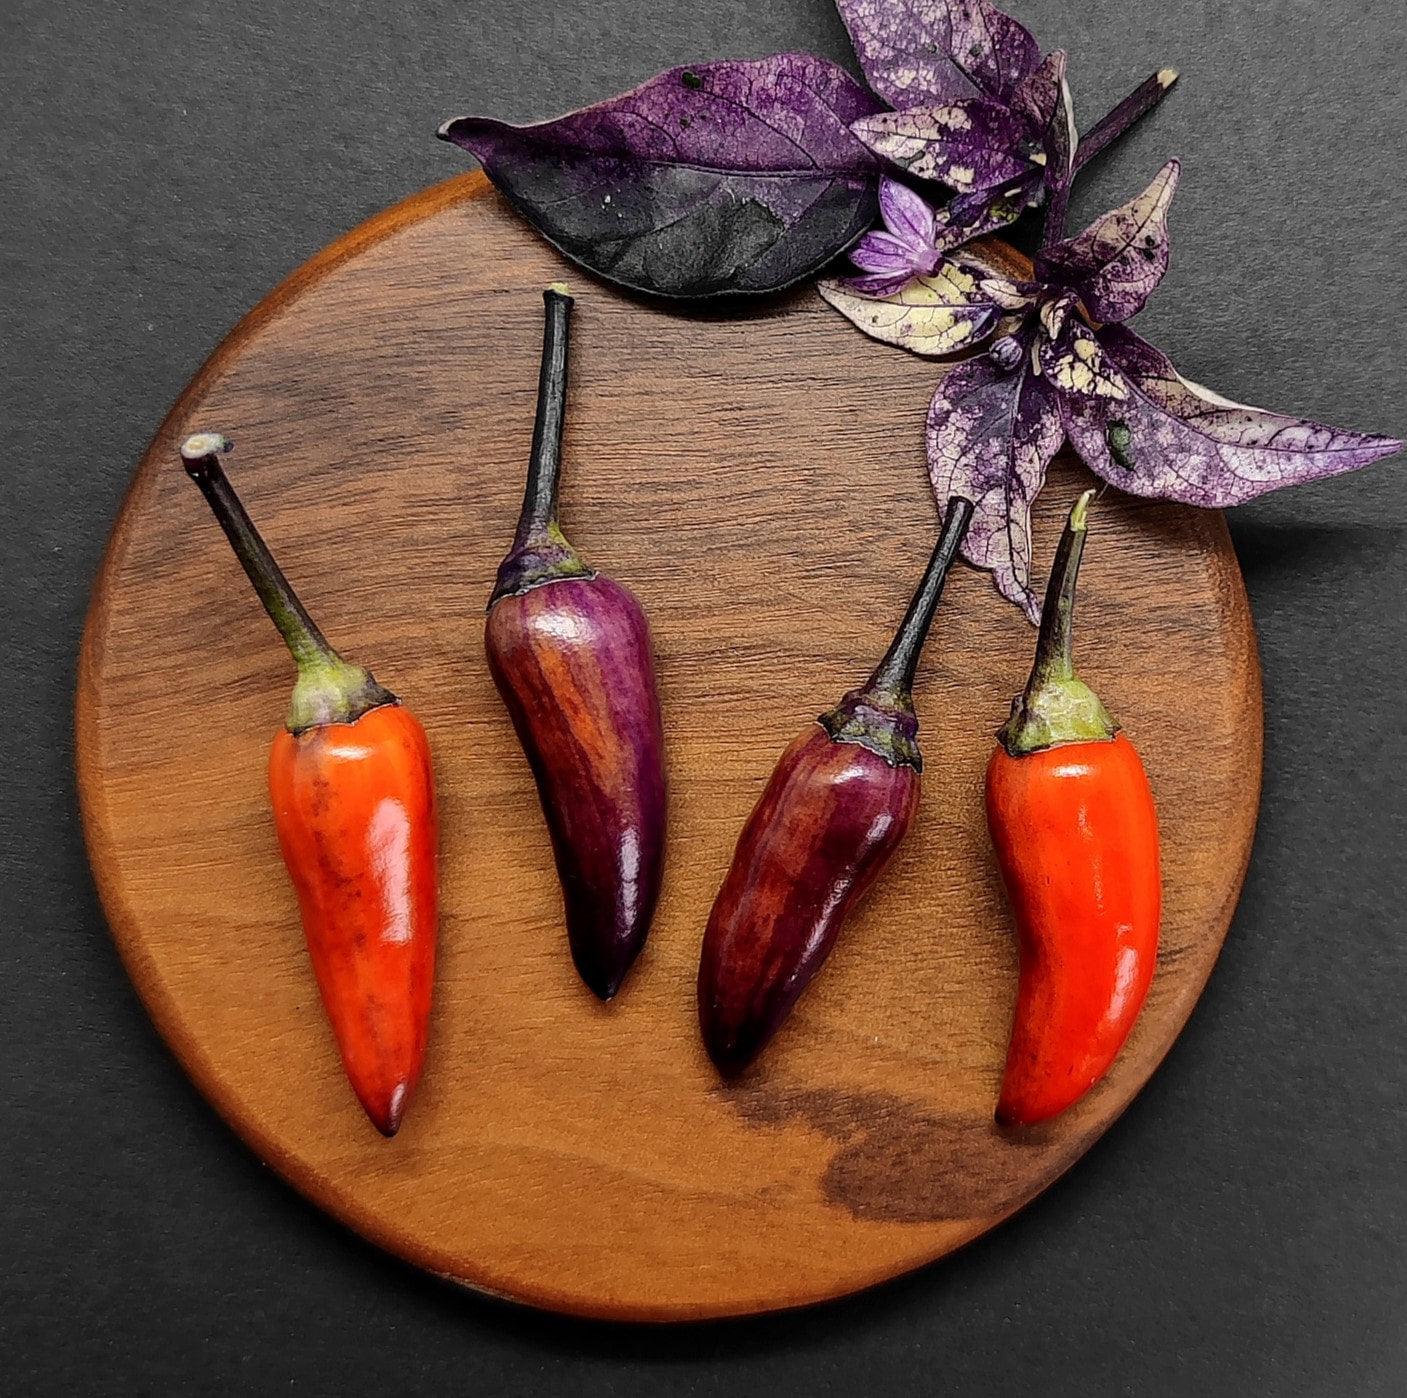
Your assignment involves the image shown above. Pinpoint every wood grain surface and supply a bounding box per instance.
[75,172,1262,1322]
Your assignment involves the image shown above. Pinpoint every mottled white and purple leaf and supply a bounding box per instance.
[836,0,1043,109]
[934,174,1037,247]
[438,55,882,298]
[1010,47,1074,192]
[1038,161,1180,322]
[819,259,1009,356]
[926,341,1065,617]
[1061,325,1402,504]
[850,97,1042,193]
[1009,48,1065,133]
[1038,313,1128,399]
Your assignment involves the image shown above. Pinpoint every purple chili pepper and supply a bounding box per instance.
[485,285,667,999]
[698,497,975,1074]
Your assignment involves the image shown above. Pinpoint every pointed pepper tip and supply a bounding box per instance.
[362,1080,409,1138]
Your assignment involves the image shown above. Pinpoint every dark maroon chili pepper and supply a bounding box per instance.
[698,497,975,1074]
[485,284,667,1000]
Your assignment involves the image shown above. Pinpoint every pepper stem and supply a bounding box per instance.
[1074,68,1179,173]
[819,497,974,770]
[514,283,573,547]
[867,496,975,698]
[489,285,596,603]
[1042,67,1178,250]
[180,434,395,733]
[998,489,1116,756]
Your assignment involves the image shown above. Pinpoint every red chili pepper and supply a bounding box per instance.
[485,286,667,999]
[986,489,1161,1126]
[698,498,974,1074]
[181,434,438,1137]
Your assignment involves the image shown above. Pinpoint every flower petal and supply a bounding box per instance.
[879,176,937,251]
[843,270,916,297]
[850,230,927,276]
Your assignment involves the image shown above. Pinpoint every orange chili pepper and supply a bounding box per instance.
[986,490,1161,1126]
[181,433,438,1136]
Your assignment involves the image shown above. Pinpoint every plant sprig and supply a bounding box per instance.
[441,0,1400,622]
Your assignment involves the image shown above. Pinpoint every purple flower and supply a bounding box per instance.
[845,178,944,295]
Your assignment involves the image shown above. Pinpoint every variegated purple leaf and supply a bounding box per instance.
[1037,308,1128,399]
[819,259,1006,356]
[1009,48,1065,133]
[926,342,1065,617]
[438,55,882,298]
[1061,325,1402,504]
[933,173,1036,249]
[1038,161,1180,322]
[836,0,1042,109]
[851,98,1041,193]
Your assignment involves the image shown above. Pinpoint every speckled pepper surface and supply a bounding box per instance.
[986,490,1161,1126]
[181,433,437,1137]
[486,286,666,1000]
[698,498,974,1075]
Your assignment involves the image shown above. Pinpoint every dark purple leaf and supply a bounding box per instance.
[1061,325,1402,504]
[1038,161,1179,322]
[438,55,883,298]
[836,0,1042,108]
[1009,48,1065,133]
[850,97,1041,193]
[926,339,1065,617]
[819,258,1010,356]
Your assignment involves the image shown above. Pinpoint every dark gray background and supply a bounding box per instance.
[3,1,1404,1392]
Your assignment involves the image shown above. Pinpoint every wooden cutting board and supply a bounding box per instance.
[76,171,1262,1322]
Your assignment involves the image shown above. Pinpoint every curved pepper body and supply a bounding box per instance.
[698,726,920,1074]
[486,574,666,999]
[986,731,1160,1125]
[268,702,438,1136]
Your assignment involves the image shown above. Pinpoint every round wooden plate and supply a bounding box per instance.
[77,172,1262,1322]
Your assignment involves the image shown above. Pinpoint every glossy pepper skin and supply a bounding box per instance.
[181,433,437,1137]
[987,490,1161,1127]
[269,704,438,1136]
[699,498,974,1075]
[486,286,666,999]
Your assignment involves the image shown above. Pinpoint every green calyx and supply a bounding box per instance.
[489,521,595,605]
[287,655,396,734]
[998,488,1118,757]
[819,684,922,770]
[998,674,1115,756]
[180,432,398,735]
